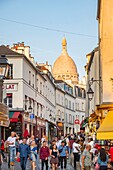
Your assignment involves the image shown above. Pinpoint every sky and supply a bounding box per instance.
[0,0,98,79]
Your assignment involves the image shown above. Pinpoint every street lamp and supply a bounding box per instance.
[87,86,94,101]
[87,78,101,101]
[28,105,32,113]
[0,55,10,170]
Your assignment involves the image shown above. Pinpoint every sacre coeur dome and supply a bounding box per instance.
[52,38,79,84]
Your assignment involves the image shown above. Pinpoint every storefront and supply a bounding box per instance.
[5,111,23,139]
[23,112,37,137]
[47,121,57,141]
[36,118,46,138]
[57,122,64,137]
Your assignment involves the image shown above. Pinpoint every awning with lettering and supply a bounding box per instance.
[9,111,20,122]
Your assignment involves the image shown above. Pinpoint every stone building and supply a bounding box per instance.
[53,38,86,133]
[53,38,79,85]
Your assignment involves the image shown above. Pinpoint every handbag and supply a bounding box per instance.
[95,163,100,170]
[16,157,20,162]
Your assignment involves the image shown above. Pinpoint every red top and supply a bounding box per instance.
[109,147,113,161]
[1,140,4,151]
[40,146,50,160]
[70,139,74,149]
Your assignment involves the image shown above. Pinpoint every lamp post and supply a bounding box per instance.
[0,55,10,169]
[87,78,101,101]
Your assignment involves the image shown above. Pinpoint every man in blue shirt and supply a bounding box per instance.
[58,141,68,170]
[18,138,30,170]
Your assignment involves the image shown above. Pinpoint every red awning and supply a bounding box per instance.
[10,112,20,122]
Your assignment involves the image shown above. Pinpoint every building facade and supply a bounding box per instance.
[0,39,86,139]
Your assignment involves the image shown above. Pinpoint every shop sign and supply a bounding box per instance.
[0,102,9,127]
[3,84,18,92]
[74,119,80,124]
[58,122,63,127]
[30,113,34,119]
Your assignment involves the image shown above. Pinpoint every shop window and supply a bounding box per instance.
[4,93,12,108]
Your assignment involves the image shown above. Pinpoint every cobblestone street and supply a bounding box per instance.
[2,155,75,170]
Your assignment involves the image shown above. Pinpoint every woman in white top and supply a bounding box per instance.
[72,139,81,170]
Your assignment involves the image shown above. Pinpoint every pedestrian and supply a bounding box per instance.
[35,135,41,153]
[18,138,30,170]
[7,131,19,166]
[1,139,6,160]
[98,148,108,170]
[109,142,113,168]
[88,137,94,160]
[40,141,50,170]
[30,140,37,170]
[50,140,56,150]
[73,138,81,170]
[82,144,92,170]
[58,141,68,170]
[64,134,70,153]
[50,144,59,170]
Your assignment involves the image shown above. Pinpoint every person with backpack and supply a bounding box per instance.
[58,141,68,170]
[98,148,108,170]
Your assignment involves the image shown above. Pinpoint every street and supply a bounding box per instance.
[1,156,75,170]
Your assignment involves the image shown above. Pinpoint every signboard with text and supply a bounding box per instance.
[0,102,9,127]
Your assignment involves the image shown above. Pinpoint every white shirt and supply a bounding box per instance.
[88,141,94,153]
[66,138,69,146]
[73,142,81,153]
[7,137,16,147]
[56,140,62,148]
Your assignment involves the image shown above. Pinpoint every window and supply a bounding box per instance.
[25,95,27,110]
[37,104,39,116]
[69,114,72,123]
[78,103,79,110]
[82,115,84,120]
[65,98,68,108]
[66,113,67,123]
[58,94,60,104]
[37,79,38,91]
[69,101,71,109]
[32,74,34,88]
[46,86,47,97]
[72,103,74,110]
[4,93,12,108]
[33,101,35,114]
[61,96,63,105]
[82,102,84,111]
[43,85,45,96]
[29,71,31,85]
[40,82,42,94]
[7,64,13,79]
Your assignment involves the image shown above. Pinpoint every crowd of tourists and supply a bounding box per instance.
[1,131,113,170]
